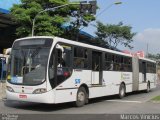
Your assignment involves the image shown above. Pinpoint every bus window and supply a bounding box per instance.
[49,43,73,87]
[147,62,156,73]
[92,51,102,71]
[123,57,132,72]
[56,44,72,85]
[73,47,88,69]
[105,53,114,71]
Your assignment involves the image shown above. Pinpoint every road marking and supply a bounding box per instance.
[107,100,143,103]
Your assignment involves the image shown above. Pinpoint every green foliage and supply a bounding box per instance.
[95,21,136,49]
[148,53,160,60]
[152,96,160,101]
[83,13,95,22]
[148,53,160,69]
[11,0,95,38]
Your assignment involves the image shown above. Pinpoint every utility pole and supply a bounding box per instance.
[76,0,97,41]
[146,43,149,58]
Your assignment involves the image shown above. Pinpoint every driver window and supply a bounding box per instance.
[56,43,72,85]
[49,43,73,87]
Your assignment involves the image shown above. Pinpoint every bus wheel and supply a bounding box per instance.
[119,83,126,99]
[75,87,87,107]
[146,82,150,93]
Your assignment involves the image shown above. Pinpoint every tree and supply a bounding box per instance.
[147,53,160,69]
[148,53,160,60]
[148,53,160,70]
[95,21,136,49]
[11,0,95,38]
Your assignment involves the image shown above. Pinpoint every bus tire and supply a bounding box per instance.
[85,94,89,104]
[75,87,87,107]
[146,82,150,93]
[119,83,126,99]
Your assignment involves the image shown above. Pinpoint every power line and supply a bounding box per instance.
[96,4,114,18]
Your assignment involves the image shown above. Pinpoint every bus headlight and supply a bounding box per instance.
[6,86,14,92]
[32,88,47,94]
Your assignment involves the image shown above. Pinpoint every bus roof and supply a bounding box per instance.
[139,57,156,63]
[15,36,54,41]
[55,37,133,58]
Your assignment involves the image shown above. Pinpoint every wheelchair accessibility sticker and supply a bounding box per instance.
[75,79,81,84]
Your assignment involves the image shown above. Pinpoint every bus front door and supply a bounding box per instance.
[91,51,102,85]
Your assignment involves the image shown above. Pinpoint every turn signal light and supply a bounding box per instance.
[6,86,14,92]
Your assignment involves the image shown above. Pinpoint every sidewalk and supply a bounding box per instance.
[0,80,6,100]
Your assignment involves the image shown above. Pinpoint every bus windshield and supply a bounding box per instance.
[8,38,53,85]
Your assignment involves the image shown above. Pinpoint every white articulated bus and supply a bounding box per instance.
[6,36,156,107]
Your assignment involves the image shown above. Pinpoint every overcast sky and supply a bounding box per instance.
[1,0,160,54]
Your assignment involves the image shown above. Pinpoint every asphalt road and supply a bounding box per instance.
[0,86,160,115]
[1,86,160,120]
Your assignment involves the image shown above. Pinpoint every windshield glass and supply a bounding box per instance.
[8,38,53,85]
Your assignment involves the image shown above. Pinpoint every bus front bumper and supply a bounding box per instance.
[6,90,55,104]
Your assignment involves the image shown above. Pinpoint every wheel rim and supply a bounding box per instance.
[147,84,150,92]
[78,91,85,102]
[120,87,125,97]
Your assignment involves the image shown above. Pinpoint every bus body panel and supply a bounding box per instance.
[150,82,156,89]
[138,82,147,91]
[55,70,92,89]
[132,57,139,91]
[6,89,55,103]
[138,73,156,90]
[103,71,132,92]
[6,81,47,94]
[125,84,132,93]
[89,86,118,98]
[55,89,77,103]
[55,71,133,101]
[139,73,143,83]
[147,73,156,89]
[54,70,91,104]
[92,71,100,84]
[138,73,146,90]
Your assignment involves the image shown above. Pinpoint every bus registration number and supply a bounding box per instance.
[19,94,27,99]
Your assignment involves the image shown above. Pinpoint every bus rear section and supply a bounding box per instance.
[132,56,156,92]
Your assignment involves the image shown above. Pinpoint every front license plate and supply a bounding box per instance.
[19,94,27,99]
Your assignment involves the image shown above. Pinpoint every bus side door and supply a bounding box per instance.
[142,61,146,82]
[91,51,102,85]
